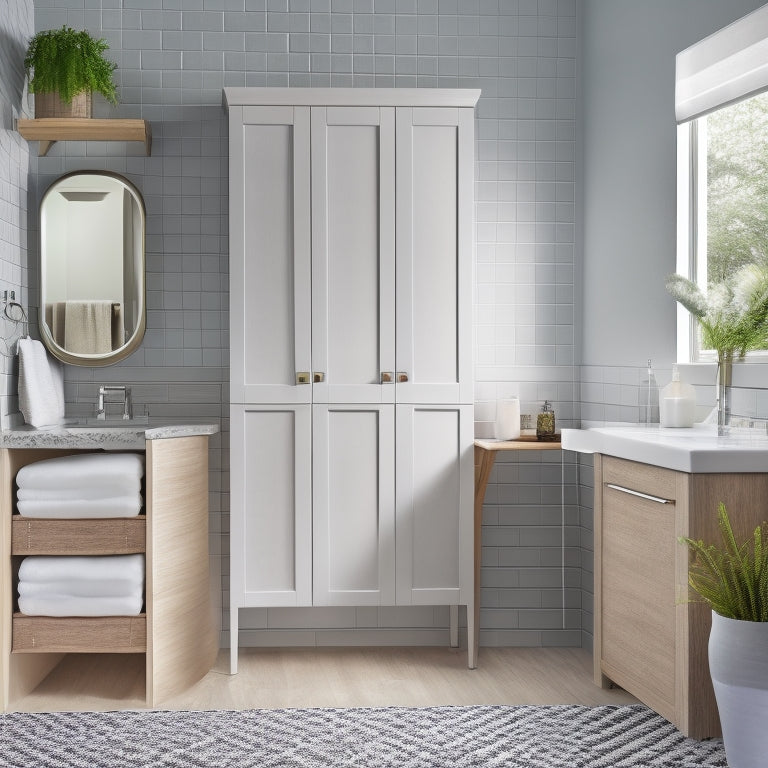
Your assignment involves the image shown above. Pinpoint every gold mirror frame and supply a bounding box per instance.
[39,171,146,366]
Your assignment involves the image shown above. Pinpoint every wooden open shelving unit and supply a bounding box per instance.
[16,118,152,157]
[1,438,217,710]
[10,515,147,654]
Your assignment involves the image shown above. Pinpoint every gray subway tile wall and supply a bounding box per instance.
[0,0,33,425]
[21,0,580,647]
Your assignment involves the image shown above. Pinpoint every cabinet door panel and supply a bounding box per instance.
[230,404,312,607]
[600,476,676,719]
[313,405,395,605]
[396,108,473,404]
[311,107,395,404]
[230,106,311,404]
[396,404,474,606]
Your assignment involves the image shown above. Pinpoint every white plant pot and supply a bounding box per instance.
[709,610,768,768]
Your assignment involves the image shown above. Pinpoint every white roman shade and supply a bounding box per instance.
[676,2,768,123]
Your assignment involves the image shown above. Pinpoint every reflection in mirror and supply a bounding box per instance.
[40,171,146,366]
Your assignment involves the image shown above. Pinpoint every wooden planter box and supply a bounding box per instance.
[34,91,91,119]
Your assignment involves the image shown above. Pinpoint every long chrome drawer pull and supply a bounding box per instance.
[606,483,672,504]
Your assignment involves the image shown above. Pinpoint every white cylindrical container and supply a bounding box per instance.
[494,397,521,440]
[659,365,697,428]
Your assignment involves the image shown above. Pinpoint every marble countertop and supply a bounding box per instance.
[561,423,768,473]
[0,422,220,450]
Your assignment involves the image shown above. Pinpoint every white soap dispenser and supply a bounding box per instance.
[659,365,697,428]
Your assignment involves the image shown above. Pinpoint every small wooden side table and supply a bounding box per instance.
[472,436,562,666]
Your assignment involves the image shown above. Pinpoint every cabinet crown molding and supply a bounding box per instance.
[222,87,481,109]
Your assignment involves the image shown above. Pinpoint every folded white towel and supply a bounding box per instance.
[18,578,144,598]
[16,453,144,491]
[17,337,65,428]
[18,554,145,584]
[18,594,144,617]
[17,484,141,501]
[17,495,143,519]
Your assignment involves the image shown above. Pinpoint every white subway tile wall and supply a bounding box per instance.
[0,0,33,427]
[23,0,582,647]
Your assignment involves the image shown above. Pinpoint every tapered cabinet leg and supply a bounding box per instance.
[230,608,239,675]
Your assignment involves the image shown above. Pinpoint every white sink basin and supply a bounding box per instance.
[562,424,768,473]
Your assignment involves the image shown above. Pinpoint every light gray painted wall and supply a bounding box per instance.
[24,0,581,649]
[578,0,768,648]
[580,0,766,370]
[0,0,33,424]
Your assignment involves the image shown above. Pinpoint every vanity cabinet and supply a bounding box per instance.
[0,436,218,710]
[594,454,768,738]
[226,88,478,671]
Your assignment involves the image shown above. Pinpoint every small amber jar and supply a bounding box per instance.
[536,400,556,441]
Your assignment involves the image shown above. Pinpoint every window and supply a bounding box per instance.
[677,91,768,361]
[675,3,768,363]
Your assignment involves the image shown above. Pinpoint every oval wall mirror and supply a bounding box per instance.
[39,171,146,366]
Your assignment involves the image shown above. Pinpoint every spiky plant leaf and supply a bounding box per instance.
[680,502,768,621]
[666,263,768,358]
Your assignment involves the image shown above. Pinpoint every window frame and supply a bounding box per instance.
[676,107,768,366]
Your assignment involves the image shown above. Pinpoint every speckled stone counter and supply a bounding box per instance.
[0,423,220,450]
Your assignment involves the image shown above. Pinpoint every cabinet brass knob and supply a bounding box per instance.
[380,372,393,384]
[397,372,409,383]
[313,372,325,383]
[296,372,310,384]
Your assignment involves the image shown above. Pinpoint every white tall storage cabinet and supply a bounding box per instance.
[225,88,479,672]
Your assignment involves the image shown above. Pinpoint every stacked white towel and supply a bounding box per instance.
[17,554,145,617]
[16,453,145,519]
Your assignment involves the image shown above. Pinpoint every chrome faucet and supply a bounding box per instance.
[97,385,132,420]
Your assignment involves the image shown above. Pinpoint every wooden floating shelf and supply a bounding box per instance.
[12,613,147,653]
[11,516,146,556]
[474,435,563,451]
[16,117,152,157]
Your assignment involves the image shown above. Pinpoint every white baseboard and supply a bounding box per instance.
[222,627,459,648]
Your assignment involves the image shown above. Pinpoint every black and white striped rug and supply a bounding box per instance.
[1,704,726,768]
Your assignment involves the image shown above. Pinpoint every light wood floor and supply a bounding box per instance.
[9,647,638,712]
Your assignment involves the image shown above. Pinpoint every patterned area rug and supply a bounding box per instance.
[0,704,726,768]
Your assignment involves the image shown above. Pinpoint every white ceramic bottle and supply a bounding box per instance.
[659,365,697,428]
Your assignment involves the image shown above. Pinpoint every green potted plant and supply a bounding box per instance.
[666,264,768,435]
[681,503,768,768]
[24,26,118,118]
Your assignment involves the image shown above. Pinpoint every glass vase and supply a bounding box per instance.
[716,350,733,436]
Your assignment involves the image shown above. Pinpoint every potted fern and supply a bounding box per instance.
[24,26,118,118]
[681,503,768,768]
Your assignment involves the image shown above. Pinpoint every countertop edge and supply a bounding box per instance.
[561,426,768,473]
[0,423,220,449]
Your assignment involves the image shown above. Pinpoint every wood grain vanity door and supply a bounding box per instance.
[600,463,676,722]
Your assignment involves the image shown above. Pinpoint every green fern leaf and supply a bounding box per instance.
[680,504,768,622]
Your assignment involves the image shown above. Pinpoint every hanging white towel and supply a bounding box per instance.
[18,554,145,584]
[17,494,143,519]
[18,594,144,617]
[17,337,65,428]
[63,300,115,354]
[16,453,144,491]
[45,302,66,348]
[18,578,144,598]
